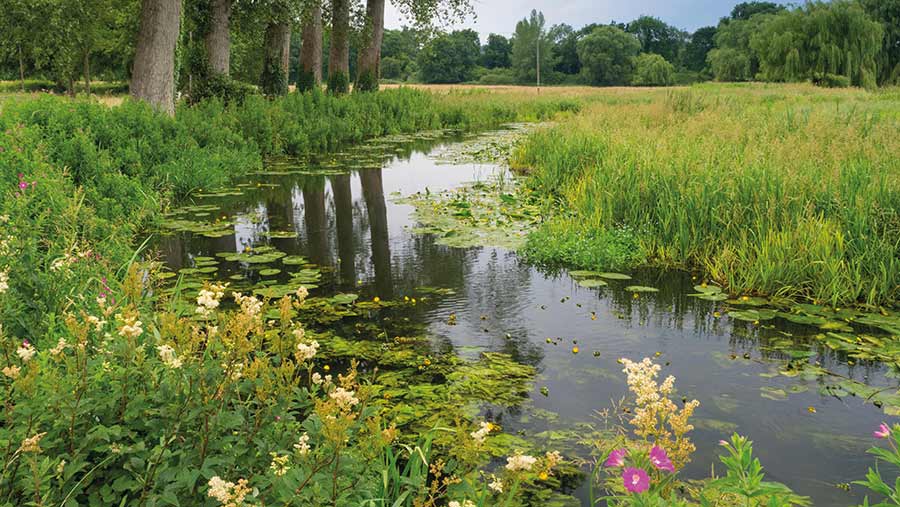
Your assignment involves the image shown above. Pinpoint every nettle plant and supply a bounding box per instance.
[591,358,807,507]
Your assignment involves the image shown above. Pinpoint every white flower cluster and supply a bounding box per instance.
[505,452,537,472]
[118,315,143,339]
[157,344,183,369]
[16,342,35,362]
[49,338,68,357]
[296,340,319,362]
[312,372,332,385]
[329,387,360,411]
[196,283,227,317]
[470,421,494,444]
[0,269,8,295]
[449,501,475,507]
[295,286,309,302]
[86,315,106,332]
[489,475,504,493]
[234,293,263,319]
[207,476,251,506]
[293,433,311,455]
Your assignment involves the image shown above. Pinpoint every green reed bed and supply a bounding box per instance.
[515,83,900,306]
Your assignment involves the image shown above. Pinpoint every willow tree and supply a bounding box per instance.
[298,1,323,91]
[132,0,182,115]
[327,0,351,93]
[861,0,900,85]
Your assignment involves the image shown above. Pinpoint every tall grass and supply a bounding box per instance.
[514,83,900,305]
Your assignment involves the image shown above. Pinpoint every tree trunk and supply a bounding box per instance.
[297,3,323,91]
[328,0,350,94]
[355,0,385,92]
[83,50,91,95]
[131,0,182,116]
[18,46,25,92]
[260,22,291,96]
[205,0,231,76]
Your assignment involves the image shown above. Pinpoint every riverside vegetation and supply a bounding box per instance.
[2,83,900,506]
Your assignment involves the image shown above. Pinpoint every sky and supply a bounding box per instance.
[384,0,790,37]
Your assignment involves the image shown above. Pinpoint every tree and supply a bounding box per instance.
[356,0,386,91]
[548,24,581,75]
[131,0,182,115]
[328,0,351,93]
[709,13,773,80]
[577,25,641,86]
[625,15,686,65]
[260,21,291,96]
[729,1,784,21]
[511,10,552,84]
[381,27,421,81]
[481,34,512,69]
[861,0,900,84]
[707,47,751,81]
[632,53,675,86]
[205,0,232,76]
[682,26,716,73]
[298,1,323,91]
[0,0,42,91]
[418,29,479,83]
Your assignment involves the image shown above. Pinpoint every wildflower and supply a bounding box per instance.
[329,387,359,411]
[489,476,504,493]
[294,433,311,455]
[295,286,309,302]
[19,432,47,454]
[505,452,537,472]
[0,269,8,295]
[2,365,20,379]
[207,476,251,506]
[118,315,143,339]
[86,315,106,332]
[196,290,219,316]
[49,338,68,356]
[622,467,650,493]
[156,344,183,369]
[875,423,892,439]
[292,325,306,341]
[296,340,319,362]
[373,296,380,303]
[470,421,494,444]
[604,448,627,468]
[545,450,563,468]
[269,452,290,476]
[233,292,263,319]
[718,440,729,446]
[649,446,675,472]
[16,341,36,362]
[448,501,475,507]
[572,346,579,354]
[312,372,323,385]
[56,460,66,475]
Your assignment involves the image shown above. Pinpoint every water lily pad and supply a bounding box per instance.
[578,279,608,288]
[282,256,308,265]
[625,286,658,293]
[599,273,632,280]
[259,268,281,276]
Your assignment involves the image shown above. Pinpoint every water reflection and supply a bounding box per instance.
[158,134,894,507]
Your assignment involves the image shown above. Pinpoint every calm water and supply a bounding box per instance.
[158,131,894,506]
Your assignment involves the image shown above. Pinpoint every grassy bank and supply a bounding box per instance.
[515,83,900,306]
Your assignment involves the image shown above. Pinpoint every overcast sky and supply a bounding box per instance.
[385,0,790,37]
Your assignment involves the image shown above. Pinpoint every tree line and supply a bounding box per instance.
[0,0,471,114]
[384,0,899,88]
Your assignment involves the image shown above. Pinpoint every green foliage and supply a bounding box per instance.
[481,33,512,69]
[631,53,676,86]
[260,60,289,97]
[418,30,480,84]
[683,26,717,73]
[328,71,350,94]
[355,69,379,92]
[707,48,752,82]
[522,219,646,273]
[625,16,686,65]
[577,26,642,86]
[855,423,900,506]
[729,1,786,20]
[187,74,259,105]
[478,68,517,85]
[296,69,317,92]
[510,10,553,84]
[861,0,900,85]
[812,72,852,88]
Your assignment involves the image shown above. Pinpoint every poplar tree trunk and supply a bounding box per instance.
[83,50,91,95]
[260,22,291,96]
[131,0,182,116]
[205,0,231,76]
[328,0,350,94]
[355,0,385,92]
[298,3,323,91]
[18,46,25,92]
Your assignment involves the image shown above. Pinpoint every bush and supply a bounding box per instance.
[478,68,517,85]
[186,74,259,105]
[631,53,676,86]
[811,72,851,88]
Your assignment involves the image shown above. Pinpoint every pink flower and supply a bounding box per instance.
[649,446,675,472]
[875,423,891,439]
[718,440,729,446]
[604,448,627,468]
[622,467,649,493]
[18,181,27,190]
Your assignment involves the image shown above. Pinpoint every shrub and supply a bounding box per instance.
[187,74,259,105]
[811,72,851,88]
[631,53,676,86]
[478,68,517,85]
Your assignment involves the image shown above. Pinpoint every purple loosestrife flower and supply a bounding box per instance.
[604,449,627,468]
[649,446,675,472]
[622,467,650,493]
[875,423,891,439]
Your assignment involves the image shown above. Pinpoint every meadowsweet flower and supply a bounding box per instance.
[649,446,675,472]
[312,372,323,385]
[505,452,537,472]
[296,340,319,362]
[196,283,227,317]
[604,448,627,468]
[19,432,47,454]
[295,286,308,302]
[2,365,20,379]
[49,338,68,356]
[269,452,290,476]
[545,450,563,468]
[292,325,306,341]
[156,344,183,369]
[0,269,9,295]
[294,433,311,455]
[233,292,263,319]
[329,387,359,411]
[470,421,494,444]
[875,422,891,439]
[86,315,106,332]
[622,467,650,493]
[448,501,474,507]
[489,476,504,493]
[207,476,251,506]
[16,342,35,362]
[118,315,143,339]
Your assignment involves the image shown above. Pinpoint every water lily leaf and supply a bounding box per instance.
[569,270,603,279]
[578,279,608,288]
[760,386,788,401]
[599,273,632,280]
[259,269,281,276]
[625,286,658,293]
